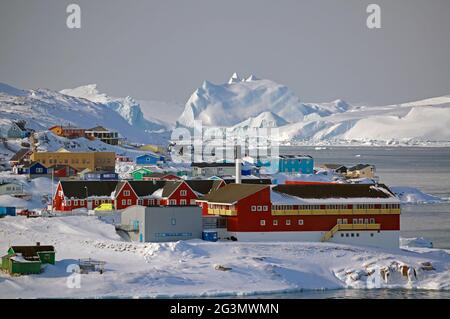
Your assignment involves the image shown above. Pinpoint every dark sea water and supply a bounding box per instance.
[263,146,450,299]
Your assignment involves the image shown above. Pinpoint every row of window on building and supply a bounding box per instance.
[337,218,376,224]
[259,219,304,226]
[272,203,400,211]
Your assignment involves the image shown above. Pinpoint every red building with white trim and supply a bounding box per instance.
[197,183,401,248]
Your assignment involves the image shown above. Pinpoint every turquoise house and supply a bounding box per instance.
[257,155,314,174]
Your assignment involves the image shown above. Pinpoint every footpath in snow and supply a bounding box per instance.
[0,216,449,298]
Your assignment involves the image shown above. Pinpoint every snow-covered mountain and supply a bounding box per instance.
[0,83,170,144]
[176,74,450,145]
[60,84,170,134]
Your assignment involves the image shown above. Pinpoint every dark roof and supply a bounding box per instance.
[191,162,235,168]
[9,148,31,162]
[279,155,313,159]
[60,180,118,198]
[198,184,269,204]
[272,183,395,199]
[145,172,175,178]
[127,180,166,197]
[87,125,109,132]
[23,161,47,169]
[185,180,223,195]
[10,245,55,259]
[162,181,183,197]
[222,178,272,185]
[348,164,373,171]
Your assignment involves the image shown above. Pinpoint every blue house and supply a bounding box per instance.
[16,162,48,176]
[0,207,15,217]
[257,155,314,174]
[82,171,119,181]
[135,153,164,165]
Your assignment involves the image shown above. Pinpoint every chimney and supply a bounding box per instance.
[234,145,242,184]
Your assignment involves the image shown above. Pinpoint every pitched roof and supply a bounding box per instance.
[87,126,109,132]
[162,181,184,197]
[127,180,166,197]
[185,180,223,195]
[9,148,31,162]
[60,180,118,198]
[272,183,395,199]
[198,184,269,204]
[278,155,313,159]
[23,161,47,169]
[191,162,235,168]
[348,164,373,171]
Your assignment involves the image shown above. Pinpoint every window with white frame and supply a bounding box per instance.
[74,200,78,206]
[122,199,126,205]
[298,219,304,225]
[124,190,130,196]
[273,219,278,226]
[353,218,358,224]
[251,205,257,212]
[337,219,342,224]
[370,218,375,224]
[260,219,266,226]
[263,205,268,211]
[286,219,291,226]
[80,200,84,206]
[257,206,262,212]
[180,190,187,196]
[127,199,132,205]
[343,219,348,224]
[138,199,143,205]
[169,199,176,205]
[66,200,71,206]
[180,199,187,205]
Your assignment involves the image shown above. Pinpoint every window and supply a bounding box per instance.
[138,199,143,205]
[66,200,71,206]
[171,218,176,226]
[343,219,348,224]
[127,199,132,205]
[351,233,354,237]
[286,219,291,226]
[359,218,364,224]
[80,200,84,206]
[370,233,374,237]
[257,206,262,212]
[251,206,257,212]
[260,220,266,226]
[122,199,126,205]
[337,219,342,224]
[298,219,304,225]
[169,199,176,205]
[124,190,130,196]
[352,218,358,224]
[341,233,344,237]
[74,200,78,206]
[95,200,99,205]
[346,233,349,237]
[356,233,360,237]
[370,218,375,224]
[263,205,268,211]
[36,168,43,173]
[273,220,278,226]
[364,218,369,224]
[180,190,187,196]
[180,199,187,205]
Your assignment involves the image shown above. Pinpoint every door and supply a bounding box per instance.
[139,233,143,242]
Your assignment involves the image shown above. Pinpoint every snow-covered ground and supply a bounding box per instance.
[0,215,449,298]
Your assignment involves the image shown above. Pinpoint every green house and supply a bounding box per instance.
[1,244,55,275]
[131,167,153,180]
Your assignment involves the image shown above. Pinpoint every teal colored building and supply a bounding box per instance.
[257,155,314,174]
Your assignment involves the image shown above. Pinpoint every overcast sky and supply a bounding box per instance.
[1,0,449,106]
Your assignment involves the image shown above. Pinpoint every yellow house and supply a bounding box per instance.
[346,164,376,179]
[30,150,115,172]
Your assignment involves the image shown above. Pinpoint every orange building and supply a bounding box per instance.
[48,125,87,139]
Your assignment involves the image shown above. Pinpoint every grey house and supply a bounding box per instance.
[120,206,202,242]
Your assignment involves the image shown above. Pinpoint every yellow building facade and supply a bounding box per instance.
[30,151,115,172]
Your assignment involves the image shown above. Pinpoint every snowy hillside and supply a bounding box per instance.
[1,215,450,298]
[176,74,450,145]
[0,83,170,145]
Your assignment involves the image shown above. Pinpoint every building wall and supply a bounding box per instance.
[122,206,202,243]
[0,183,23,195]
[115,182,138,210]
[31,152,115,172]
[279,157,314,174]
[192,166,235,177]
[227,230,400,249]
